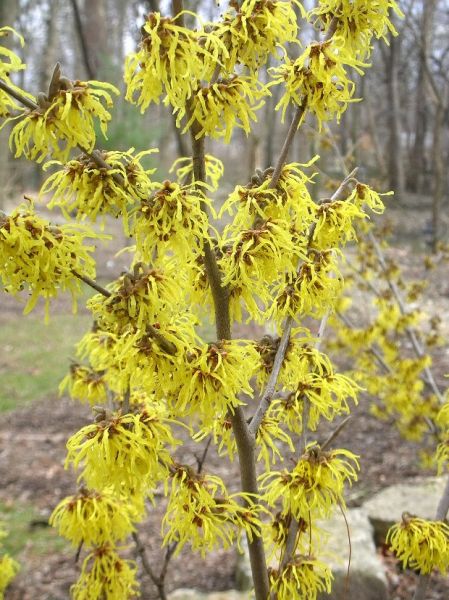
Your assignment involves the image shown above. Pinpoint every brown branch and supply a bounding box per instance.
[268,103,306,188]
[0,78,38,110]
[133,531,168,600]
[71,270,177,355]
[250,169,358,436]
[268,16,339,189]
[71,269,111,297]
[321,416,352,451]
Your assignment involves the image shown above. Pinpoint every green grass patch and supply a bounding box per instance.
[0,313,91,412]
[0,500,68,558]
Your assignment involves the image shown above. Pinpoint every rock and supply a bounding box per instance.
[318,508,388,600]
[363,476,446,544]
[168,590,251,600]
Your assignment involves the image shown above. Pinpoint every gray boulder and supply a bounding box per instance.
[363,476,447,544]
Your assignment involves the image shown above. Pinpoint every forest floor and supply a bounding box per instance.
[1,201,449,599]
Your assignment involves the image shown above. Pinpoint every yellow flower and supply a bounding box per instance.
[271,40,364,128]
[65,407,180,495]
[270,250,343,322]
[71,544,139,600]
[8,75,118,163]
[260,444,359,519]
[173,340,259,423]
[41,149,157,234]
[0,202,101,318]
[214,0,301,71]
[125,12,223,113]
[387,514,449,574]
[60,363,108,405]
[0,27,33,117]
[273,371,358,432]
[310,199,367,250]
[256,412,295,469]
[180,75,269,143]
[348,182,391,214]
[163,465,263,556]
[221,218,301,297]
[436,435,449,475]
[49,487,137,547]
[0,554,20,599]
[110,317,196,398]
[134,180,211,262]
[269,555,332,599]
[310,0,404,59]
[87,262,183,332]
[255,332,330,389]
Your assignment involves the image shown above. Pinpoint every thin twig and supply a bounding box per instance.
[195,435,212,474]
[338,500,352,600]
[250,169,358,435]
[71,269,111,297]
[71,270,177,355]
[122,387,130,414]
[132,531,167,600]
[269,103,306,189]
[0,78,38,110]
[321,416,352,451]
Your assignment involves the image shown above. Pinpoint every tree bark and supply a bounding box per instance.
[408,0,437,192]
[384,32,405,198]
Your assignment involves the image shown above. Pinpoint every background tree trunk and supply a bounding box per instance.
[407,0,437,192]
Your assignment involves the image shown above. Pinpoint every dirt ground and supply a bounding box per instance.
[1,210,449,599]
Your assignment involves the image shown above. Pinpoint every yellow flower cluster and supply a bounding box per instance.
[88,262,182,331]
[124,12,223,113]
[134,180,210,261]
[0,202,100,317]
[215,0,301,71]
[65,407,180,496]
[41,149,157,233]
[310,0,404,59]
[269,555,332,600]
[221,218,301,318]
[174,340,259,423]
[50,487,136,547]
[387,514,449,574]
[181,75,268,143]
[220,161,317,230]
[8,77,118,163]
[0,27,31,117]
[74,313,195,399]
[0,523,19,600]
[163,465,262,556]
[59,363,108,405]
[329,285,438,443]
[271,41,364,128]
[270,250,343,322]
[71,544,139,600]
[273,372,358,433]
[260,445,359,519]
